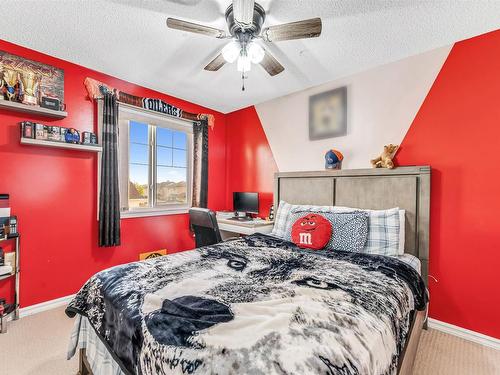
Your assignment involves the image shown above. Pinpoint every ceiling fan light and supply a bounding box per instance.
[248,42,265,64]
[237,54,251,72]
[222,41,240,63]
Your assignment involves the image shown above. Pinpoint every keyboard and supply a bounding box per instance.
[227,217,253,222]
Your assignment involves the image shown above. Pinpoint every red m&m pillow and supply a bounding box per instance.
[291,214,332,250]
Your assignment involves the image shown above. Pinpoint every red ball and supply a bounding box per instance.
[291,213,332,250]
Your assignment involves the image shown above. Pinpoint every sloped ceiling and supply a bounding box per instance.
[1,0,499,113]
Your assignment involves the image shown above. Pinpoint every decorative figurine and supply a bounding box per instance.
[325,149,344,169]
[371,144,399,169]
[19,72,40,105]
[65,128,81,144]
[2,69,19,101]
[0,63,4,101]
[269,204,275,221]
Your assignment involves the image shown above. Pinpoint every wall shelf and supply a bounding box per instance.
[0,100,67,119]
[20,137,102,152]
[0,272,15,282]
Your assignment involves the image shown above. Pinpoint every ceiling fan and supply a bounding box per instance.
[166,0,322,90]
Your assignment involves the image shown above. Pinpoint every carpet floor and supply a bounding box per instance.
[0,306,498,374]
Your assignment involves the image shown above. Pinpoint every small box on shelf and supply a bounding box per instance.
[48,126,62,142]
[21,121,34,139]
[40,96,62,111]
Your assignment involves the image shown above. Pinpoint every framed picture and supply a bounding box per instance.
[0,50,64,105]
[309,86,347,140]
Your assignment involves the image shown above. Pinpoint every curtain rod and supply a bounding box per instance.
[94,97,198,125]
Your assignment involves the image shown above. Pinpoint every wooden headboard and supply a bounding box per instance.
[274,166,430,286]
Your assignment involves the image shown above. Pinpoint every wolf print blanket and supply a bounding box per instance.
[66,234,427,375]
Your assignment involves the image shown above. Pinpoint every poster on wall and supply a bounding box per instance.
[309,86,347,140]
[0,50,64,108]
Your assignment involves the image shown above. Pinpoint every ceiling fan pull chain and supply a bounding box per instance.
[241,72,245,91]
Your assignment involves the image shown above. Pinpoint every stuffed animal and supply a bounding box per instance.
[371,144,399,169]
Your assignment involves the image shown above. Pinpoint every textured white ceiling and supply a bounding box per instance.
[1,0,499,113]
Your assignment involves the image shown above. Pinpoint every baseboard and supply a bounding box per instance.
[18,294,75,318]
[428,318,500,350]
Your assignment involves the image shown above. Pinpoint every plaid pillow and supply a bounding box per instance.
[362,208,400,256]
[286,210,369,252]
[271,201,335,239]
[270,201,293,238]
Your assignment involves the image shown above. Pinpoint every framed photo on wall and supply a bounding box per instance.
[309,86,347,140]
[0,50,64,106]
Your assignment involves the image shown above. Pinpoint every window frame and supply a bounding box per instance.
[98,100,193,219]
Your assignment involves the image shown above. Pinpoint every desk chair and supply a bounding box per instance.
[189,208,223,248]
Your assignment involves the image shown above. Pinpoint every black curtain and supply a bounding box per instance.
[99,93,121,247]
[192,120,209,208]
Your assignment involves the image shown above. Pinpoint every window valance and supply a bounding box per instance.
[84,77,215,129]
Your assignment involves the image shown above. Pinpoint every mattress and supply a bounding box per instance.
[66,234,427,375]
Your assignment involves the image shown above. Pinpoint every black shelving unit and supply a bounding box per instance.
[0,233,20,333]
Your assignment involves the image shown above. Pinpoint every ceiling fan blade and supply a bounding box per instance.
[233,0,255,26]
[204,53,226,72]
[166,18,227,39]
[261,18,322,42]
[260,50,284,76]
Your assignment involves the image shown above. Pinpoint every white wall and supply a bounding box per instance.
[255,46,452,171]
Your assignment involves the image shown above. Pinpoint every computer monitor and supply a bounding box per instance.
[233,192,259,219]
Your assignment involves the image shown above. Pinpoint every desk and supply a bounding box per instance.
[217,218,274,239]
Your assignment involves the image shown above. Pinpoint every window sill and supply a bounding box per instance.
[120,208,189,219]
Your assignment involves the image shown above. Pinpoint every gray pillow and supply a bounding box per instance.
[285,210,369,252]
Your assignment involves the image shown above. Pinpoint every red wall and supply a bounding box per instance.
[225,107,278,218]
[0,39,227,307]
[396,30,500,339]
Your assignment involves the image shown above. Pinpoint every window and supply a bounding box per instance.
[114,104,193,218]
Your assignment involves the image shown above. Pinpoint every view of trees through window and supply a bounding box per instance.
[128,121,188,209]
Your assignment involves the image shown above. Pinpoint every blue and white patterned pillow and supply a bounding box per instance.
[285,210,369,252]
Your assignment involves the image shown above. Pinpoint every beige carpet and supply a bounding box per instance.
[0,306,498,374]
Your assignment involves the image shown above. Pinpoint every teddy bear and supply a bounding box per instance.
[371,144,399,169]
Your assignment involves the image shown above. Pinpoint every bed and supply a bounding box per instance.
[67,166,430,375]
